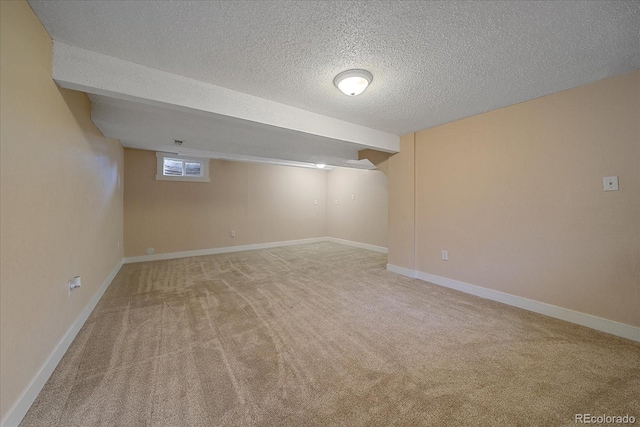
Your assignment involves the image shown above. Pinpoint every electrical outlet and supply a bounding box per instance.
[441,250,448,261]
[351,194,355,201]
[334,199,338,205]
[230,231,236,237]
[314,199,318,205]
[68,276,81,298]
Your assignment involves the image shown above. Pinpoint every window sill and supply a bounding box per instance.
[155,175,210,183]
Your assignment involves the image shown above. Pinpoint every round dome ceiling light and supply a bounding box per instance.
[333,69,373,96]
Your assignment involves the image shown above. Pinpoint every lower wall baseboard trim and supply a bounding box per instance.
[386,264,639,342]
[326,237,388,254]
[386,263,416,278]
[1,260,124,427]
[124,237,388,263]
[123,237,327,263]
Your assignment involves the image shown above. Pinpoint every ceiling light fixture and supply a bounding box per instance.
[333,69,373,96]
[315,163,327,169]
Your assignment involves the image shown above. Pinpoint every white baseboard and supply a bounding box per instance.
[124,237,387,263]
[326,237,388,254]
[1,260,124,427]
[386,264,639,342]
[386,263,416,278]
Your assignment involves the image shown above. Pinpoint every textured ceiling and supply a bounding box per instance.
[29,0,640,136]
[26,0,640,171]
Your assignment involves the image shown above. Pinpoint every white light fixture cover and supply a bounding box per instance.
[334,69,373,96]
[315,163,327,169]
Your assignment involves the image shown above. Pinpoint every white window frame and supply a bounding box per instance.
[156,152,210,182]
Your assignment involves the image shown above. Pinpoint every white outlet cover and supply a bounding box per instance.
[441,250,448,261]
[603,176,619,191]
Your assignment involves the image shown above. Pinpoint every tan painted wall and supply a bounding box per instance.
[358,149,391,176]
[0,0,124,421]
[124,149,328,256]
[326,168,388,248]
[411,71,640,327]
[387,133,416,269]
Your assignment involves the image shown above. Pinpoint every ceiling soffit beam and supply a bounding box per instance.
[52,42,400,153]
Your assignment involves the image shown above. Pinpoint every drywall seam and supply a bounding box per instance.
[1,260,124,427]
[386,264,639,342]
[124,237,388,264]
[123,238,327,263]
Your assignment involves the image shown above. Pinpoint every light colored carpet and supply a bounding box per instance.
[21,242,639,426]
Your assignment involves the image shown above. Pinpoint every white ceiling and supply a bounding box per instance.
[89,94,374,169]
[29,0,640,167]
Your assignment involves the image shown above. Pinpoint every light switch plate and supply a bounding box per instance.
[603,176,619,191]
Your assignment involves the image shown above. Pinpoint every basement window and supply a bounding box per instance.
[156,152,210,182]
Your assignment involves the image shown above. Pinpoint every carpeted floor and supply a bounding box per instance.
[21,242,639,426]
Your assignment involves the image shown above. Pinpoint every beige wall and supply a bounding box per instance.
[0,0,124,422]
[125,149,391,256]
[389,71,639,327]
[387,134,416,269]
[358,149,391,176]
[326,168,388,248]
[124,149,328,256]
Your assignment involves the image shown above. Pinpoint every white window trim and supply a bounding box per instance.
[156,152,210,182]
